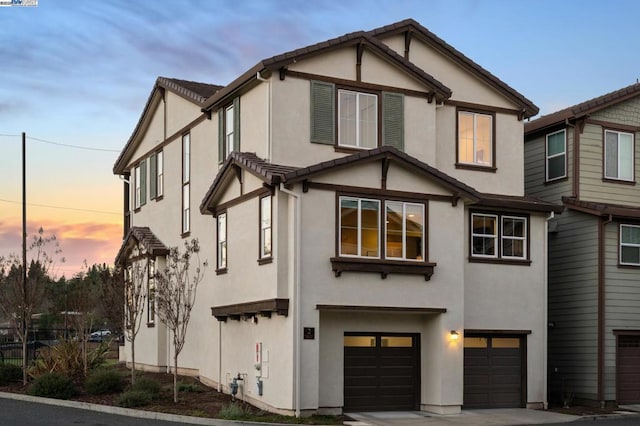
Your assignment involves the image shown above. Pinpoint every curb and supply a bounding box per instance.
[0,392,298,426]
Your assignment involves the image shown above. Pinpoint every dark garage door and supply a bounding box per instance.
[344,333,419,411]
[464,335,524,409]
[617,334,640,404]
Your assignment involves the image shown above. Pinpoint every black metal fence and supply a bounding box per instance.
[0,328,66,367]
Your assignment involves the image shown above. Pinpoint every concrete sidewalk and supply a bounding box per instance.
[345,409,581,426]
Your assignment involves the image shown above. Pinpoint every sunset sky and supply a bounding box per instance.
[2,0,640,277]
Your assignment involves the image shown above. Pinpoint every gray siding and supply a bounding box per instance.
[603,221,640,401]
[579,97,640,206]
[524,128,573,204]
[548,211,599,401]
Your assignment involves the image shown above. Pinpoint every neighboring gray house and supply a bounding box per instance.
[524,83,640,406]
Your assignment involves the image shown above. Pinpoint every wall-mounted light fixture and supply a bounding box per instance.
[450,330,460,341]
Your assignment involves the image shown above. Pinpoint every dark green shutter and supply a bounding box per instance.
[149,152,157,199]
[218,108,224,164]
[233,97,240,153]
[140,159,147,206]
[382,92,404,151]
[310,80,335,145]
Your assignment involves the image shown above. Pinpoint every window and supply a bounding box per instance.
[218,97,240,163]
[471,212,528,260]
[133,159,146,209]
[605,130,634,181]
[458,111,493,167]
[217,213,227,271]
[385,201,424,260]
[338,90,377,149]
[259,196,272,259]
[546,129,566,181]
[310,81,404,150]
[149,150,163,200]
[182,134,190,234]
[156,151,163,197]
[620,224,640,266]
[340,197,380,257]
[147,259,155,325]
[134,165,141,209]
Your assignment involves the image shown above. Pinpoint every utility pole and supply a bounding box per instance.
[22,132,27,340]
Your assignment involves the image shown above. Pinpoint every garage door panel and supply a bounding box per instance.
[617,335,640,404]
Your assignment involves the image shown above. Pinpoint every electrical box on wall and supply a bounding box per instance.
[255,342,262,364]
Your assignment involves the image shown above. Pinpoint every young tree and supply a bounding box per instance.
[122,256,148,385]
[0,227,63,384]
[155,239,206,403]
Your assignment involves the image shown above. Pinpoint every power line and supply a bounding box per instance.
[0,197,120,216]
[0,133,121,153]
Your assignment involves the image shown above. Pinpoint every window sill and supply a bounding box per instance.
[602,178,636,186]
[468,257,531,266]
[455,163,497,173]
[257,256,273,265]
[216,267,228,275]
[181,231,191,239]
[618,263,640,269]
[134,207,141,213]
[330,257,436,281]
[155,195,164,202]
[334,146,370,154]
[147,322,155,328]
[544,176,568,185]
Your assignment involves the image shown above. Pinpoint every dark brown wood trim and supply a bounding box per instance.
[286,69,432,100]
[330,257,436,281]
[573,124,580,198]
[334,146,367,155]
[356,43,364,82]
[404,30,412,60]
[147,322,155,328]
[134,114,207,165]
[211,298,289,321]
[257,256,273,265]
[317,304,446,314]
[544,176,569,186]
[310,181,454,203]
[613,329,640,335]
[211,187,272,216]
[381,158,390,190]
[215,267,228,276]
[455,163,498,173]
[467,257,532,266]
[602,177,636,186]
[446,99,521,117]
[464,329,532,335]
[181,231,191,239]
[585,118,640,133]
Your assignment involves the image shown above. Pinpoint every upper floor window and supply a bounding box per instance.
[133,160,146,209]
[620,224,640,266]
[182,134,190,234]
[338,90,378,149]
[458,111,493,168]
[546,129,566,181]
[385,201,424,261]
[604,130,634,181]
[471,212,527,261]
[150,150,163,200]
[218,97,240,163]
[259,196,272,260]
[217,212,227,272]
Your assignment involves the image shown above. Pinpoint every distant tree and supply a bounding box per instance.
[122,255,148,385]
[0,227,63,384]
[155,239,206,403]
[95,264,124,335]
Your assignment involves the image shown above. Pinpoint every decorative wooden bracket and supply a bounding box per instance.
[279,67,287,81]
[404,30,412,60]
[381,157,391,190]
[356,43,364,82]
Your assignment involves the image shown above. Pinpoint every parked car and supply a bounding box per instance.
[88,330,111,342]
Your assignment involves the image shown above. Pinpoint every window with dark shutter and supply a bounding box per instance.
[149,152,157,199]
[382,92,404,151]
[310,80,335,145]
[140,159,147,206]
[218,109,224,164]
[232,97,240,153]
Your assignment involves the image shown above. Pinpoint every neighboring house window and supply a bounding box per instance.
[620,224,640,266]
[259,196,272,259]
[458,111,493,167]
[471,212,528,260]
[182,134,190,234]
[340,197,380,258]
[310,81,404,151]
[147,259,155,325]
[218,97,240,163]
[385,201,424,260]
[217,212,227,271]
[604,130,634,181]
[546,129,566,181]
[338,90,377,149]
[149,150,163,200]
[133,159,146,209]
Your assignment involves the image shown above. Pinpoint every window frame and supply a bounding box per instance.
[603,129,635,182]
[470,211,530,264]
[134,164,141,209]
[545,129,567,182]
[620,223,640,267]
[338,196,381,258]
[182,133,190,235]
[384,201,425,261]
[225,104,234,158]
[147,259,156,326]
[156,150,164,198]
[337,88,379,150]
[216,211,228,274]
[456,108,496,171]
[259,195,272,263]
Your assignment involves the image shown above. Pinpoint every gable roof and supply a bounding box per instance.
[114,226,169,266]
[113,77,222,175]
[525,82,640,135]
[562,196,640,219]
[369,19,539,119]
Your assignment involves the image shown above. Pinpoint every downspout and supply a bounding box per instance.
[218,321,222,392]
[543,211,555,410]
[256,71,272,161]
[279,183,301,417]
[597,213,613,405]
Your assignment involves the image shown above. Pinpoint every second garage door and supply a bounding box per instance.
[617,334,640,404]
[464,334,525,409]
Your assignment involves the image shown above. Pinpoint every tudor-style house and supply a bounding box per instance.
[524,83,640,406]
[114,19,560,415]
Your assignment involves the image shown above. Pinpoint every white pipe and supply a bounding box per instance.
[256,71,272,162]
[218,321,222,392]
[279,183,301,417]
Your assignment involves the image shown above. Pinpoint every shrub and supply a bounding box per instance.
[0,364,23,385]
[28,339,109,381]
[130,377,161,398]
[85,368,123,395]
[27,372,77,400]
[177,380,200,393]
[218,402,254,420]
[115,390,152,408]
